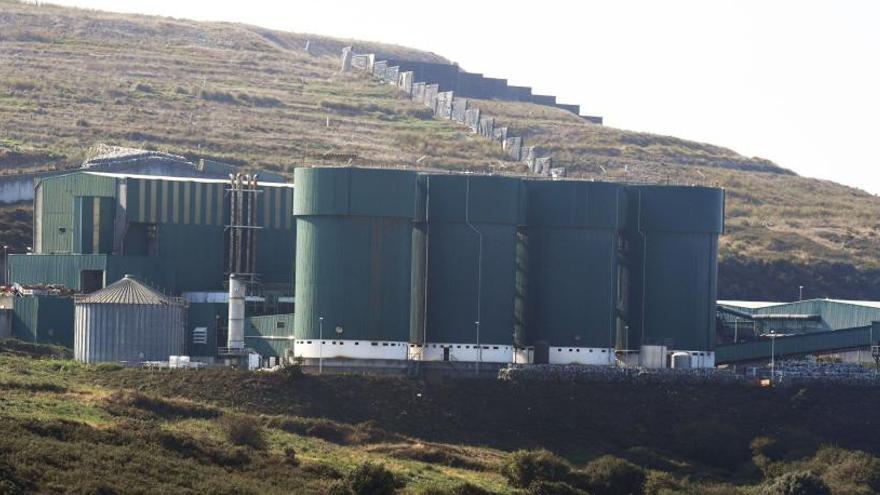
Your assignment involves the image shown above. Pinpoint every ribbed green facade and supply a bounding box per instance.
[18,172,296,294]
[12,295,75,347]
[245,313,295,358]
[294,167,419,342]
[423,174,523,345]
[524,180,626,348]
[626,186,724,351]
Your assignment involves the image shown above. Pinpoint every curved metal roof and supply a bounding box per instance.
[75,275,183,306]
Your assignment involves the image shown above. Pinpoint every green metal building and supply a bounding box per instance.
[523,180,626,365]
[420,173,524,363]
[293,167,420,360]
[624,186,724,364]
[11,171,296,293]
[9,170,296,359]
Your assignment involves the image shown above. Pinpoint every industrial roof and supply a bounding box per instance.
[75,275,183,306]
[717,300,784,309]
[81,171,295,188]
[720,299,880,310]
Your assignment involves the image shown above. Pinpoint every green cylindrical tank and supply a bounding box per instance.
[293,167,420,360]
[421,174,523,363]
[524,180,625,365]
[626,185,724,357]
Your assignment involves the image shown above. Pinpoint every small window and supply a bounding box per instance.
[307,340,312,344]
[355,342,360,345]
[276,321,286,329]
[456,345,461,348]
[371,342,378,346]
[493,346,499,350]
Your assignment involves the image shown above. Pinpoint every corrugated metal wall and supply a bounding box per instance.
[12,295,75,347]
[524,180,625,349]
[245,313,295,357]
[626,186,724,351]
[74,302,185,363]
[37,173,117,254]
[423,174,523,345]
[294,167,419,343]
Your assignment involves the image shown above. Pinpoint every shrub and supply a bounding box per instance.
[419,483,492,495]
[808,447,880,494]
[676,421,750,468]
[527,480,589,495]
[200,89,238,104]
[103,391,219,420]
[283,446,299,466]
[222,415,266,450]
[324,480,354,495]
[761,471,829,495]
[576,456,645,495]
[130,82,154,93]
[346,462,396,495]
[501,449,571,488]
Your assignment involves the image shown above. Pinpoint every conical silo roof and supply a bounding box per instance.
[75,275,182,306]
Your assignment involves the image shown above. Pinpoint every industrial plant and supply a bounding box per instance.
[0,159,733,371]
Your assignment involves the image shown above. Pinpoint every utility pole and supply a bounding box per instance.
[3,245,8,285]
[798,285,804,301]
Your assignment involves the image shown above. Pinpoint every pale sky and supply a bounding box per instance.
[44,0,880,194]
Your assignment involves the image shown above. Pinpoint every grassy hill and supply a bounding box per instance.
[1,0,879,300]
[3,340,880,494]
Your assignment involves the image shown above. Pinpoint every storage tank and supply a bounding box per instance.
[524,180,625,365]
[293,167,420,360]
[419,174,523,363]
[74,275,185,363]
[626,185,724,365]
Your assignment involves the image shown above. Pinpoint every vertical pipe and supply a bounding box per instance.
[250,175,259,278]
[228,274,245,350]
[464,178,483,371]
[242,175,251,277]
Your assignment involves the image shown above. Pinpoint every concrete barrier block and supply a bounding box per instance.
[435,91,454,118]
[373,60,388,79]
[479,117,495,138]
[465,108,481,132]
[411,82,426,102]
[503,136,522,160]
[385,66,399,85]
[451,97,468,123]
[399,71,414,95]
[424,84,439,109]
[534,157,552,175]
[341,47,353,72]
[493,126,508,143]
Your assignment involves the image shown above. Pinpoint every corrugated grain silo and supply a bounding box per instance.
[524,179,626,365]
[419,174,523,363]
[293,167,420,360]
[626,185,724,367]
[74,275,185,363]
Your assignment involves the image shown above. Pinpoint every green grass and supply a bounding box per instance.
[3,341,880,493]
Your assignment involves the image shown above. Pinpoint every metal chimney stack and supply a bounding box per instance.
[227,273,245,350]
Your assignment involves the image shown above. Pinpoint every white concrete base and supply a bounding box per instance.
[548,346,617,365]
[410,342,515,363]
[293,339,409,360]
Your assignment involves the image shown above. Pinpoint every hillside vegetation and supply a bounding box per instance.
[3,340,880,494]
[1,1,879,300]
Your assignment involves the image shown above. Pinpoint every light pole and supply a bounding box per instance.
[798,285,804,301]
[318,316,324,375]
[769,332,777,383]
[2,245,8,285]
[475,320,481,374]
